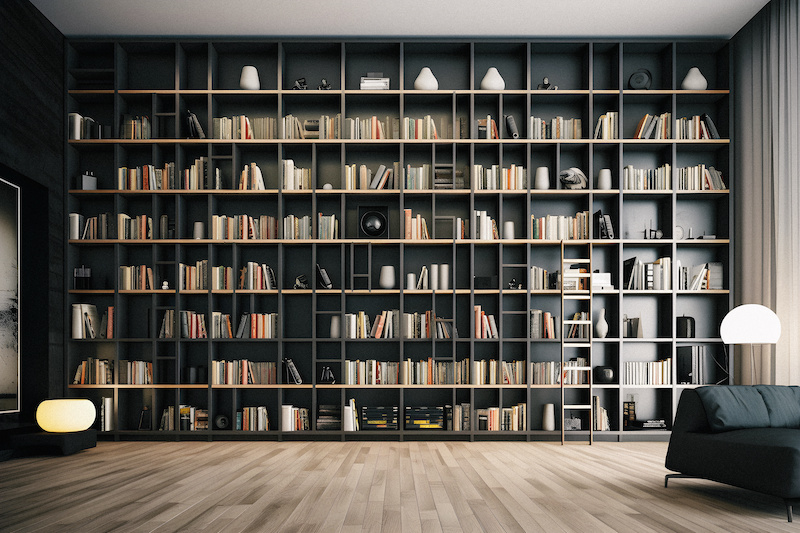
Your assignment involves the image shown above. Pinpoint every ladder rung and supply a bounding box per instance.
[562,366,592,371]
[563,404,592,410]
[564,294,591,300]
[564,343,592,348]
[564,320,592,325]
[563,259,590,264]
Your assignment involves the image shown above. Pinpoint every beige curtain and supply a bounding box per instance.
[733,0,800,385]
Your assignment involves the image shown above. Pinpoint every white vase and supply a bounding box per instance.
[330,315,341,338]
[379,265,395,289]
[240,65,260,90]
[439,264,449,291]
[430,264,439,291]
[534,167,550,190]
[414,67,438,90]
[596,308,609,339]
[406,273,416,290]
[543,403,555,431]
[480,67,505,90]
[597,169,612,190]
[681,67,708,91]
[503,221,515,239]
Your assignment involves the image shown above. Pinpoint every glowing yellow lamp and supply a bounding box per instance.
[36,399,96,432]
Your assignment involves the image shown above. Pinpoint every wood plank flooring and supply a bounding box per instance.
[0,440,794,532]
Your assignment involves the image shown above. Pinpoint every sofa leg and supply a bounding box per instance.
[664,474,695,488]
[786,500,794,522]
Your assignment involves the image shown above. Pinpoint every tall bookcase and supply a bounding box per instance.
[65,39,733,441]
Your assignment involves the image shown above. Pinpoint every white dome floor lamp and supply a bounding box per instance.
[720,304,782,384]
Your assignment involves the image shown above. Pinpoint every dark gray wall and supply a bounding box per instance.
[0,0,64,422]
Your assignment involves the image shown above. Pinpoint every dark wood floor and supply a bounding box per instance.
[0,440,792,532]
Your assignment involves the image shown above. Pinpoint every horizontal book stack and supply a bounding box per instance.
[530,211,590,240]
[316,405,341,430]
[404,406,447,430]
[624,358,672,385]
[360,406,399,430]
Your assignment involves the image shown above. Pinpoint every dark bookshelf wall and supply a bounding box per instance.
[0,0,65,423]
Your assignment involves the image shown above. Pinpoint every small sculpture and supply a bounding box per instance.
[161,281,169,290]
[320,366,336,384]
[537,77,558,90]
[318,78,331,90]
[294,274,309,289]
[292,77,308,90]
[507,278,522,290]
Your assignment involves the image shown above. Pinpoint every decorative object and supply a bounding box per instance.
[330,315,341,338]
[720,304,781,384]
[36,399,96,432]
[564,417,582,431]
[406,273,416,290]
[214,414,229,429]
[594,366,615,384]
[503,221,515,239]
[597,168,612,190]
[318,78,332,90]
[379,265,395,289]
[560,167,588,189]
[193,221,204,239]
[293,274,309,289]
[292,77,308,90]
[316,264,333,289]
[628,68,652,89]
[73,264,91,290]
[239,65,260,90]
[534,167,550,190]
[537,77,551,90]
[676,315,696,338]
[439,264,450,290]
[595,308,609,339]
[681,66,708,90]
[319,366,335,384]
[358,206,389,239]
[542,403,555,431]
[480,67,505,90]
[507,278,521,290]
[161,281,169,290]
[413,67,438,90]
[322,183,333,190]
[430,264,439,291]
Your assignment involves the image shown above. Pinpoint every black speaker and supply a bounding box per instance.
[358,206,389,239]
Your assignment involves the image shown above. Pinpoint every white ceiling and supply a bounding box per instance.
[30,0,769,39]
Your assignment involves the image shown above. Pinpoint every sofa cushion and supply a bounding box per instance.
[755,385,800,428]
[696,386,770,432]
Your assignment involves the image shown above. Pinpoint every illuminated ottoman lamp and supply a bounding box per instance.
[8,399,99,455]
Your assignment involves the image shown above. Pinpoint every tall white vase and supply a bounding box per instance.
[330,315,341,338]
[543,403,556,431]
[240,65,260,90]
[414,67,439,90]
[534,167,550,190]
[596,308,609,339]
[480,67,505,90]
[597,169,612,190]
[379,265,395,289]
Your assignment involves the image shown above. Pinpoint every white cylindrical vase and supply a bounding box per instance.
[597,168,612,190]
[534,167,550,190]
[330,315,341,338]
[379,265,395,289]
[543,403,556,431]
[503,221,515,240]
[240,65,260,90]
[407,273,416,290]
[439,264,449,291]
[193,221,205,239]
[430,264,439,291]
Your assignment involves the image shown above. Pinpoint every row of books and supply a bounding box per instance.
[471,164,527,190]
[676,164,726,191]
[472,359,526,385]
[633,112,672,139]
[343,310,453,339]
[622,163,672,190]
[623,358,672,385]
[529,116,582,140]
[71,303,113,339]
[72,358,113,385]
[211,214,279,240]
[117,158,221,191]
[282,159,312,190]
[530,211,591,240]
[118,360,153,385]
[211,360,278,385]
[212,116,278,140]
[531,358,589,385]
[344,358,472,385]
[676,261,723,290]
[530,309,559,339]
[120,114,151,140]
[119,265,155,290]
[473,305,498,338]
[159,405,208,431]
[475,405,527,431]
[674,114,721,140]
[623,257,673,290]
[280,404,310,431]
[403,209,430,239]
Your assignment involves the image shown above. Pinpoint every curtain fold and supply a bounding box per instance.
[733,0,800,385]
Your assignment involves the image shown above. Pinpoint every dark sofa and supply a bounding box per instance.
[665,385,800,521]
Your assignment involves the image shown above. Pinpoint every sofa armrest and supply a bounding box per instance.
[671,388,710,434]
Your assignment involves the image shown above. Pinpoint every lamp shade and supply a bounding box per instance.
[720,304,782,344]
[36,399,96,432]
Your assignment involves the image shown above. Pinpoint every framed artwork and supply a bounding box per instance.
[0,177,20,413]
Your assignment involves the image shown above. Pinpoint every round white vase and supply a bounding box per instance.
[534,167,550,190]
[596,308,609,339]
[542,403,555,431]
[681,67,708,91]
[379,265,395,289]
[480,67,505,90]
[414,67,439,90]
[240,65,260,90]
[597,169,612,190]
